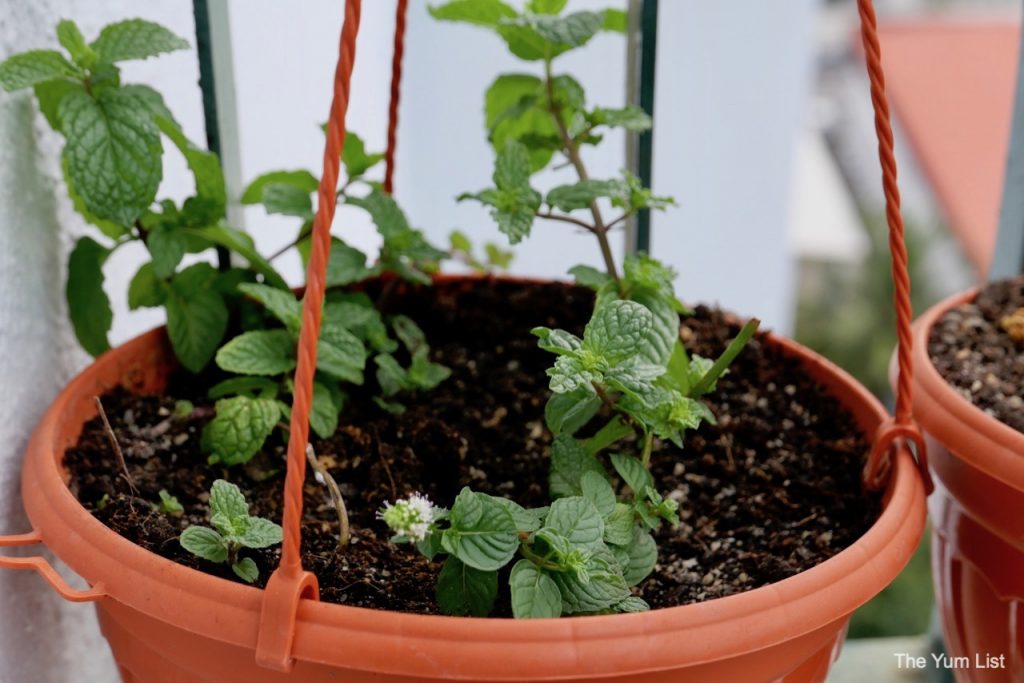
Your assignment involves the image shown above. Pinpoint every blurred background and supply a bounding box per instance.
[0,0,1019,681]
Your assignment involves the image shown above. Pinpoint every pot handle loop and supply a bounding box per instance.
[0,530,105,602]
[255,0,363,673]
[855,0,934,495]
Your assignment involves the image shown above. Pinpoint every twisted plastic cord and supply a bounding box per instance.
[279,0,362,574]
[383,0,409,195]
[857,0,932,493]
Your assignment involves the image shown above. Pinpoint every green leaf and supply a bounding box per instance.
[231,557,259,583]
[179,526,228,563]
[580,471,615,517]
[545,496,604,550]
[341,131,385,178]
[59,87,162,225]
[428,0,517,27]
[527,0,567,14]
[157,489,184,517]
[529,11,604,47]
[91,19,189,63]
[201,396,281,466]
[619,527,657,586]
[509,560,562,619]
[550,552,630,614]
[318,324,368,384]
[584,300,652,363]
[375,353,409,396]
[209,479,249,519]
[610,454,654,497]
[391,315,426,353]
[216,330,296,376]
[261,183,313,218]
[583,417,633,456]
[34,79,83,130]
[495,138,532,189]
[346,188,411,240]
[484,74,555,171]
[549,435,606,499]
[630,288,678,367]
[408,350,452,390]
[0,50,77,91]
[494,499,545,533]
[603,503,634,546]
[166,263,229,372]
[436,556,498,617]
[57,20,96,68]
[588,105,651,132]
[324,293,391,350]
[547,179,629,212]
[544,389,601,435]
[443,488,518,571]
[310,381,342,439]
[151,109,226,223]
[602,9,628,33]
[208,376,279,400]
[66,236,112,357]
[237,517,283,549]
[241,170,318,204]
[615,596,650,613]
[238,283,301,335]
[147,225,186,278]
[531,327,582,356]
[127,262,166,310]
[182,225,288,290]
[568,264,610,290]
[325,239,371,287]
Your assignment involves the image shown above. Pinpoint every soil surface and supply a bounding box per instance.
[64,278,879,615]
[928,276,1024,433]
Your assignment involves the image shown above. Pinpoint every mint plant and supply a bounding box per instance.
[179,480,282,583]
[377,0,760,618]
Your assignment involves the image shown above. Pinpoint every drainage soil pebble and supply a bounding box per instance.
[65,279,879,615]
[928,276,1024,434]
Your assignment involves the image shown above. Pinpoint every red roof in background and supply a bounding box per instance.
[878,20,1019,276]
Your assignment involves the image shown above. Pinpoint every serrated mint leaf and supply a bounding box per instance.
[568,264,610,290]
[238,282,301,335]
[588,105,651,132]
[620,387,703,448]
[66,236,112,357]
[346,188,410,240]
[428,0,517,27]
[318,324,367,384]
[90,19,189,63]
[602,8,627,32]
[57,20,95,68]
[550,552,630,614]
[34,79,83,130]
[580,471,615,517]
[151,110,226,223]
[201,396,280,466]
[509,560,562,619]
[547,354,599,394]
[241,170,318,204]
[436,556,498,617]
[610,454,654,498]
[630,288,678,366]
[209,479,248,520]
[310,381,342,439]
[493,498,544,533]
[324,293,392,350]
[449,487,483,528]
[619,527,657,586]
[687,354,717,392]
[180,526,228,563]
[531,327,582,355]
[325,239,371,287]
[184,225,287,289]
[443,489,518,571]
[166,264,227,372]
[207,376,279,400]
[237,517,283,549]
[583,300,652,363]
[494,138,532,189]
[603,503,634,546]
[0,50,77,91]
[527,0,567,13]
[546,179,629,212]
[215,329,295,376]
[147,225,186,278]
[59,87,162,226]
[529,11,603,46]
[545,497,604,550]
[615,596,649,612]
[549,434,606,499]
[391,315,426,354]
[544,389,601,435]
[409,350,452,390]
[341,131,385,178]
[127,262,166,309]
[603,358,664,396]
[231,557,259,583]
[261,183,313,218]
[484,74,555,171]
[375,353,409,396]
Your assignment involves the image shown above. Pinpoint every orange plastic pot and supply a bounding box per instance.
[0,287,925,682]
[907,289,1024,683]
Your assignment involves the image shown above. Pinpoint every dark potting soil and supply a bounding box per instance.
[928,276,1024,433]
[64,278,879,615]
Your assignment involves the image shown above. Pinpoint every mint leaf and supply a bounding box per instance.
[0,50,77,91]
[34,79,83,130]
[180,526,228,563]
[318,324,368,384]
[325,239,371,287]
[90,19,189,63]
[346,188,410,239]
[238,283,301,335]
[550,551,630,614]
[57,20,96,68]
[185,225,288,290]
[261,183,313,218]
[166,263,229,372]
[157,489,184,517]
[147,225,186,278]
[609,454,653,497]
[310,381,342,439]
[391,315,426,354]
[151,108,226,223]
[231,557,259,583]
[580,471,615,517]
[208,376,279,400]
[531,327,582,355]
[127,262,166,309]
[341,131,384,178]
[545,497,604,550]
[210,480,249,520]
[588,106,651,132]
[615,596,649,613]
[66,236,112,357]
[443,488,518,571]
[602,9,628,33]
[549,434,606,499]
[544,389,601,435]
[630,287,678,366]
[546,179,629,212]
[484,74,555,171]
[584,300,652,363]
[527,0,568,14]
[216,330,296,376]
[568,264,610,290]
[494,498,545,533]
[324,293,392,350]
[509,560,561,618]
[375,353,409,397]
[603,503,634,546]
[408,350,452,390]
[459,141,541,244]
[237,517,283,549]
[529,11,603,46]
[202,396,281,466]
[241,170,318,204]
[436,556,498,617]
[59,87,163,225]
[428,0,517,27]
[618,527,657,586]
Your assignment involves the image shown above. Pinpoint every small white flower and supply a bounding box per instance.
[378,492,437,542]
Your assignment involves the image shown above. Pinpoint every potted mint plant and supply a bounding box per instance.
[0,4,925,681]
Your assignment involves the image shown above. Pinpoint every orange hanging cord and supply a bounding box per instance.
[255,0,362,672]
[384,0,409,195]
[856,0,933,494]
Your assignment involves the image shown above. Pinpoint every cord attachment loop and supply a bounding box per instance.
[863,417,934,494]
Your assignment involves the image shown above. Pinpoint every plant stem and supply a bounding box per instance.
[640,431,654,469]
[543,59,622,289]
[688,318,761,398]
[519,541,562,571]
[536,211,599,234]
[306,444,350,548]
[94,396,137,495]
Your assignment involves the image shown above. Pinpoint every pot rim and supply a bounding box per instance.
[909,287,1024,491]
[21,277,926,679]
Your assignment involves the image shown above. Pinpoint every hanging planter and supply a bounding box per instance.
[907,277,1024,680]
[0,0,928,681]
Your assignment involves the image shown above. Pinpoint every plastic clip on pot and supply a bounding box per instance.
[0,0,930,681]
